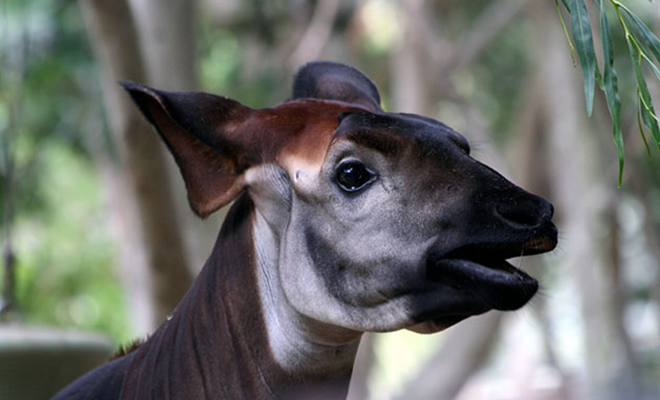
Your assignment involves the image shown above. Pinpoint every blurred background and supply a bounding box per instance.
[0,0,659,399]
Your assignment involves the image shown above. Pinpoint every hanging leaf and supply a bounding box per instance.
[619,4,660,63]
[555,0,577,66]
[595,63,604,88]
[642,52,660,81]
[628,34,660,151]
[637,97,652,156]
[599,0,624,186]
[568,0,596,116]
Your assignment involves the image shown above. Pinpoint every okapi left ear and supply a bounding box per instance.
[121,82,256,218]
[292,61,382,112]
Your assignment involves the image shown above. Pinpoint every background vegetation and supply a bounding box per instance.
[1,0,659,399]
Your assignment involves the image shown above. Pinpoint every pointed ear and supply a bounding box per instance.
[292,61,382,112]
[121,82,255,217]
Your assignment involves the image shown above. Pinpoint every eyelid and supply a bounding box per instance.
[336,159,377,177]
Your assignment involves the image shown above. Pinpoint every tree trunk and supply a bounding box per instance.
[128,0,224,274]
[395,312,503,400]
[391,0,431,115]
[347,333,375,400]
[534,2,612,399]
[80,0,193,329]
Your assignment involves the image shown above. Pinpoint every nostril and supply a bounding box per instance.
[496,204,541,228]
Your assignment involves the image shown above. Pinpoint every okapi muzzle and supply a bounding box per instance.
[52,62,557,400]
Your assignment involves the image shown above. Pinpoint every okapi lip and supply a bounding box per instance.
[408,315,469,334]
[425,256,539,311]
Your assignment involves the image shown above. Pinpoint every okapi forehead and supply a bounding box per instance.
[259,99,367,174]
[333,111,468,155]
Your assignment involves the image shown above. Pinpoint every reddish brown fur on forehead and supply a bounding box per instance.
[249,100,367,174]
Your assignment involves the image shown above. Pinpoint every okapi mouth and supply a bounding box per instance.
[425,229,558,314]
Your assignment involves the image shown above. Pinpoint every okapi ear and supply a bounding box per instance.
[292,61,382,112]
[121,82,255,218]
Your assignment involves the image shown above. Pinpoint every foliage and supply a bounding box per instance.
[556,0,660,185]
[14,142,131,344]
[0,0,130,344]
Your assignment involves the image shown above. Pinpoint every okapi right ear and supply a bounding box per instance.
[292,61,383,112]
[121,82,255,218]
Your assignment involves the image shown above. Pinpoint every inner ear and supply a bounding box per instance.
[292,61,382,112]
[122,82,255,217]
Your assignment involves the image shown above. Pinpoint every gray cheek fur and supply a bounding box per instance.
[277,174,448,332]
[249,151,473,338]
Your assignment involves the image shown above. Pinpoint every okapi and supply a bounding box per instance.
[52,62,557,400]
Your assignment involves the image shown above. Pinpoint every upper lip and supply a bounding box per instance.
[441,221,559,261]
[424,225,558,311]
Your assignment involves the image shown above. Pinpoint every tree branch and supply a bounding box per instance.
[288,0,342,68]
[454,0,532,67]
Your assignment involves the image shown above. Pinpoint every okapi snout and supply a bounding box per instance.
[490,190,558,255]
[418,186,557,331]
[495,194,554,230]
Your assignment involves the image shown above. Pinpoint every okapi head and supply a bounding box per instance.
[122,61,556,373]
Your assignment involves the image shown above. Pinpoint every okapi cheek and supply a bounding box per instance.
[245,165,293,229]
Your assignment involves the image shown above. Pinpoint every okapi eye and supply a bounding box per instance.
[335,161,376,192]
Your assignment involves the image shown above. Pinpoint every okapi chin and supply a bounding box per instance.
[52,61,557,400]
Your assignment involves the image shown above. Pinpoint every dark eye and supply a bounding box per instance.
[335,161,376,192]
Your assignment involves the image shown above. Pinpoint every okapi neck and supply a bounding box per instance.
[120,195,354,400]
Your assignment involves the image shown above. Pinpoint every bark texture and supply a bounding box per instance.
[128,0,223,273]
[80,0,193,329]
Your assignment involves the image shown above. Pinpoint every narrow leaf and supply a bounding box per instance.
[595,65,604,89]
[560,0,571,13]
[637,97,652,156]
[599,0,624,186]
[556,0,577,66]
[619,4,660,63]
[568,0,596,116]
[628,34,660,150]
[641,52,660,81]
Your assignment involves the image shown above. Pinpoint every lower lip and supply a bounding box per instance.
[426,258,538,311]
[408,315,469,334]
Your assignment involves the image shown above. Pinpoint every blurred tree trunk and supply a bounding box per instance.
[128,0,223,273]
[80,0,193,331]
[128,0,197,91]
[347,331,375,400]
[288,0,341,68]
[508,62,573,400]
[533,2,634,399]
[394,313,503,400]
[390,0,430,115]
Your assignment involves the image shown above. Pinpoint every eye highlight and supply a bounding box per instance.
[335,161,376,192]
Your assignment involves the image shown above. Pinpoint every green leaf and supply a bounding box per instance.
[637,97,652,156]
[568,0,596,116]
[619,4,660,63]
[628,34,660,151]
[595,65,604,89]
[555,0,577,66]
[599,0,624,186]
[641,51,660,81]
[560,0,571,13]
